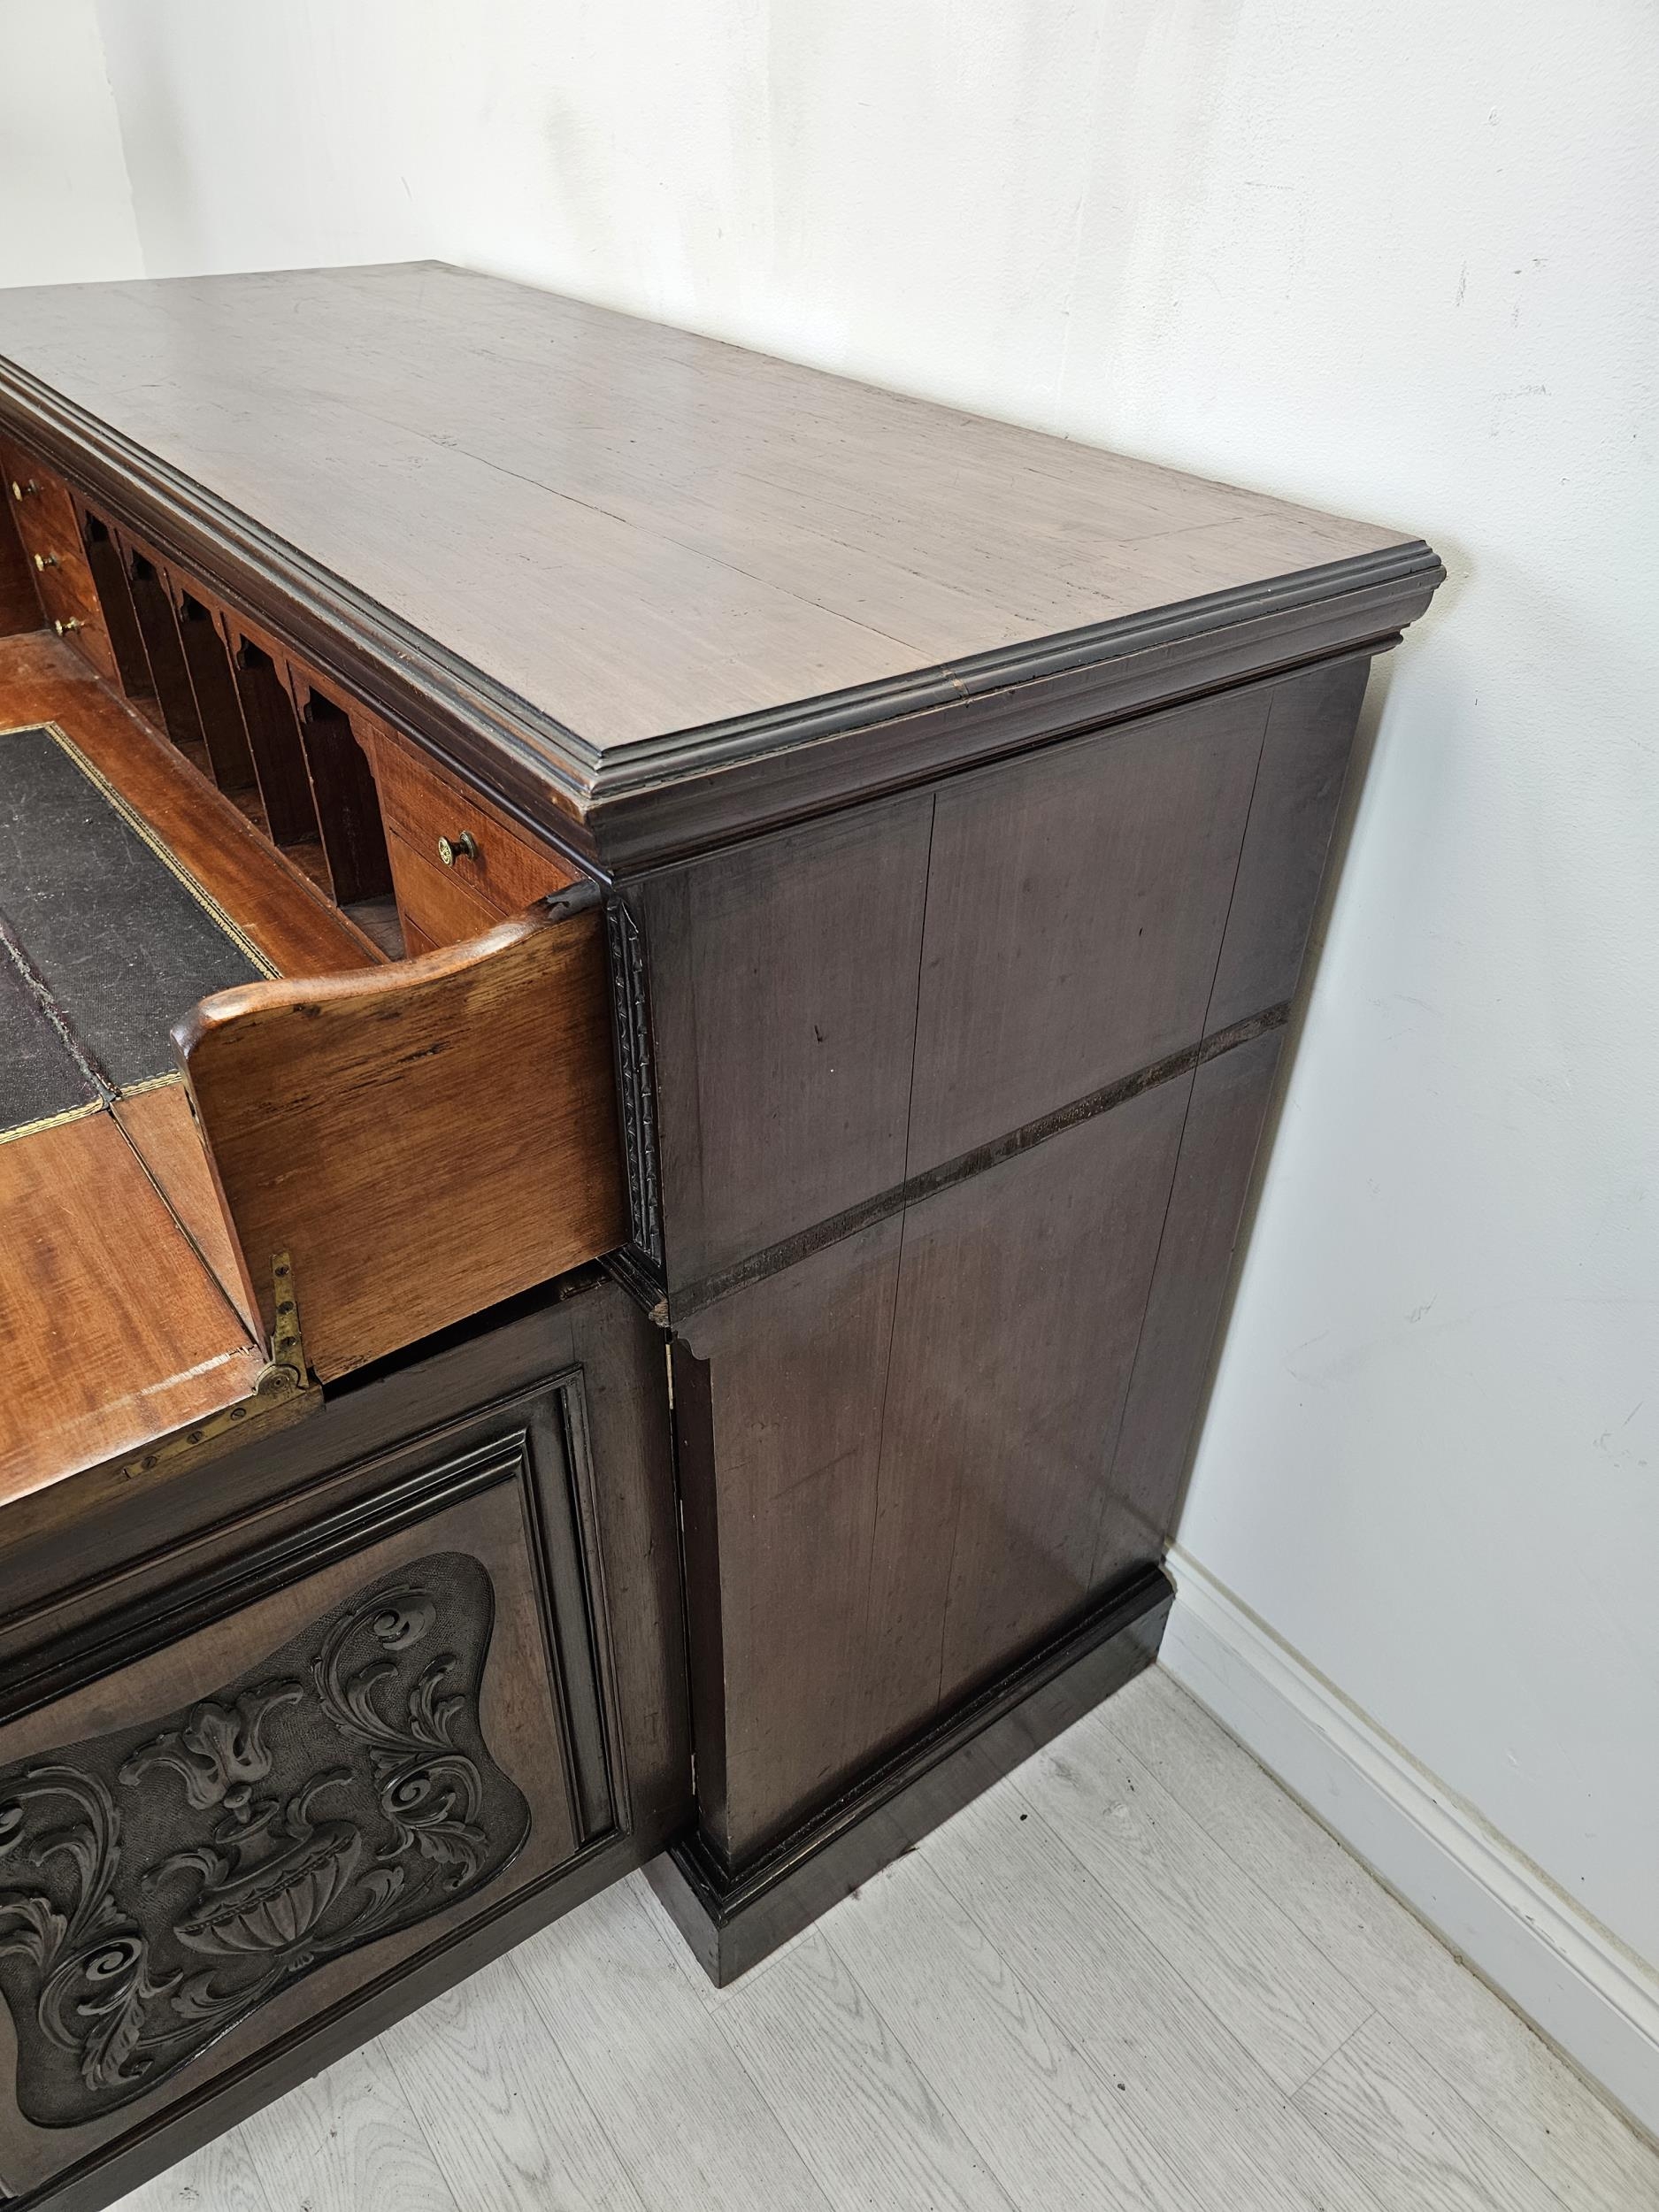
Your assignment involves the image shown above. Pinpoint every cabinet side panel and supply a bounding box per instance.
[1094,1027,1286,1586]
[683,1081,1192,1865]
[647,654,1376,1879]
[631,795,933,1289]
[905,683,1268,1171]
[886,1079,1191,1730]
[1206,653,1369,1034]
[680,1218,903,1863]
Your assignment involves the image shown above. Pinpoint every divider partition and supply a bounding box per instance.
[123,545,205,756]
[74,509,154,699]
[72,493,406,964]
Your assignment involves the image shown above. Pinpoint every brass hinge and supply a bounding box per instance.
[258,1249,311,1399]
[118,1251,317,1482]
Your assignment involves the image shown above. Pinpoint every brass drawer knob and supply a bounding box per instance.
[437,831,479,868]
[53,617,84,635]
[34,551,59,570]
[10,477,38,502]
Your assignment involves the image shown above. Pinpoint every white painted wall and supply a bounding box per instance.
[0,0,141,288]
[17,0,1659,2101]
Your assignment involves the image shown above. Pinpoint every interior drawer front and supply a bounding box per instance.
[7,488,84,622]
[371,732,580,914]
[385,825,506,948]
[0,442,79,549]
[1,444,115,677]
[178,894,628,1381]
[0,1396,610,2198]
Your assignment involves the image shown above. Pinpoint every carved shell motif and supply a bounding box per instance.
[0,1553,531,2129]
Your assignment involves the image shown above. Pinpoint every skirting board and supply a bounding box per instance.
[649,1563,1172,1985]
[1161,1547,1659,2143]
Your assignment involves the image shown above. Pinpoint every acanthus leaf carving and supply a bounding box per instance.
[119,1683,303,1813]
[0,1552,529,2128]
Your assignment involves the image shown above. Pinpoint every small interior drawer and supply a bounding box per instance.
[367,724,580,915]
[385,825,506,948]
[0,441,115,679]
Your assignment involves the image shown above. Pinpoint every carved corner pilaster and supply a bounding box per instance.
[605,899,664,1285]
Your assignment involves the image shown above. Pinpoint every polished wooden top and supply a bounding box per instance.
[0,265,1439,864]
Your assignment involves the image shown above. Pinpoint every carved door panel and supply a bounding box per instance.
[0,1394,613,2200]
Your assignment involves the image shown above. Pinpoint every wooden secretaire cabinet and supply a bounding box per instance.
[0,261,1440,2204]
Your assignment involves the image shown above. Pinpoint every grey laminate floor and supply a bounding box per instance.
[117,1667,1659,2212]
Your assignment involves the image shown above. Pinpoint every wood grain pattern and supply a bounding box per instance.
[235,2043,461,2212]
[111,1079,258,1331]
[1103,1668,1659,2212]
[552,1276,690,1840]
[649,1572,1167,1986]
[674,1048,1274,1865]
[0,280,1454,2153]
[104,1691,1652,2212]
[1206,652,1369,1033]
[1026,1701,1371,2091]
[0,1265,639,1656]
[175,896,626,1379]
[634,795,933,1286]
[0,438,115,679]
[887,1085,1192,1729]
[926,1779,1380,2212]
[1292,2015,1568,2212]
[578,550,1433,872]
[512,1882,836,2212]
[718,1927,1020,2212]
[650,656,1363,1874]
[0,630,377,979]
[380,1958,651,2212]
[677,1221,903,1856]
[825,1856,1208,2212]
[905,685,1266,1171]
[384,826,506,949]
[365,723,582,913]
[111,2123,273,2212]
[296,690,393,907]
[0,265,1416,761]
[0,267,1440,877]
[0,1111,260,1509]
[1095,1028,1285,1588]
[0,1455,591,2200]
[0,1266,689,2026]
[228,632,321,852]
